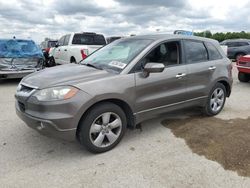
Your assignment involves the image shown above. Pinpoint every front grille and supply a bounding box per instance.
[18,101,25,112]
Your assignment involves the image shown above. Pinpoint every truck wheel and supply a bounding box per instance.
[77,102,127,153]
[70,57,76,64]
[238,72,250,82]
[203,83,226,116]
[48,57,56,67]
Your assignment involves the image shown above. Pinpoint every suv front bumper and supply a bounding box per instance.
[16,101,77,141]
[15,88,93,141]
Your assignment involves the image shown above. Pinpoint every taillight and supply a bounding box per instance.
[81,49,89,60]
[45,48,50,53]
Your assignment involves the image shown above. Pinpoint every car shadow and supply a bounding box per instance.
[0,78,21,86]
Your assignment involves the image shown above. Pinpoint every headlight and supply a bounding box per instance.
[33,86,79,101]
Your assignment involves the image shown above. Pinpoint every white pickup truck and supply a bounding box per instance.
[52,32,106,64]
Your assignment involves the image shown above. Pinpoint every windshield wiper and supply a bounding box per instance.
[82,63,103,70]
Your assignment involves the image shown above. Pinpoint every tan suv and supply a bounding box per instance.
[15,34,233,153]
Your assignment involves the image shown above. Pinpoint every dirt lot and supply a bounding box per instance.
[0,65,250,187]
[163,116,250,177]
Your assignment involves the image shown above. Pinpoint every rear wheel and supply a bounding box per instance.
[203,83,226,116]
[238,72,250,82]
[70,57,76,64]
[77,102,127,153]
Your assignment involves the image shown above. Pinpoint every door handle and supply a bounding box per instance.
[208,66,216,71]
[64,49,67,51]
[176,73,186,79]
[58,49,60,51]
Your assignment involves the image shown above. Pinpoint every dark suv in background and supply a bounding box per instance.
[220,39,250,60]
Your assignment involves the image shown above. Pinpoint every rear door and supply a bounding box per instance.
[183,40,216,99]
[134,40,188,116]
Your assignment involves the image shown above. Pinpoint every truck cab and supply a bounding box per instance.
[53,32,106,64]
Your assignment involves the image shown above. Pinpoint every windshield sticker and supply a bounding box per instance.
[109,61,126,69]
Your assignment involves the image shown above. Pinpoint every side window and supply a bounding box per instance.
[227,42,242,47]
[238,42,249,46]
[64,35,70,46]
[145,41,180,66]
[184,40,208,64]
[133,41,180,72]
[205,42,222,60]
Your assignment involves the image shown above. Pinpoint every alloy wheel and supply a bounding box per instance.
[89,112,122,148]
[210,88,225,113]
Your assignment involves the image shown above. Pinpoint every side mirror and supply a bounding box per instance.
[142,63,165,77]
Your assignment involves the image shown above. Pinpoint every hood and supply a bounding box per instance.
[21,64,115,89]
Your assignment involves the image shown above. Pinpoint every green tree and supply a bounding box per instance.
[194,31,250,42]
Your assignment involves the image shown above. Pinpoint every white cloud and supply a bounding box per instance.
[0,0,249,43]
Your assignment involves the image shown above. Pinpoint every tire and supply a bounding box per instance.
[203,83,226,116]
[238,72,250,82]
[37,58,45,69]
[70,57,76,64]
[47,57,56,67]
[77,102,127,153]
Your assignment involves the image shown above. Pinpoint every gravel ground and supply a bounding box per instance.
[0,65,250,188]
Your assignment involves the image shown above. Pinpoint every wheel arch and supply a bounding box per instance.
[76,98,135,137]
[70,56,76,63]
[217,80,231,97]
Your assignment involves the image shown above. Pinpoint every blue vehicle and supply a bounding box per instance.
[174,30,193,36]
[0,39,44,79]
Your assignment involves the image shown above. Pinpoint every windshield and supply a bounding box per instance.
[81,38,152,73]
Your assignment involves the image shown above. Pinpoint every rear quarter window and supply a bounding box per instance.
[72,34,106,45]
[183,40,208,63]
[205,42,223,60]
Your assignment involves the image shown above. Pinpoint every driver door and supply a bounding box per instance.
[54,36,65,64]
[134,41,188,117]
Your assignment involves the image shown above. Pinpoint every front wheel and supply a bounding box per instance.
[203,83,226,116]
[77,102,127,153]
[47,57,56,67]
